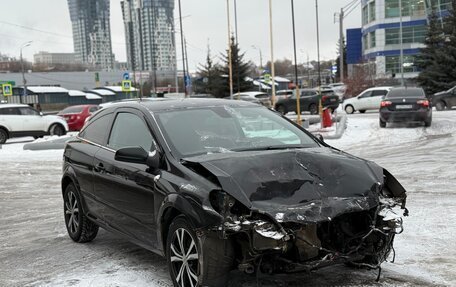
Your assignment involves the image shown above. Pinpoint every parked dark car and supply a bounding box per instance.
[379,87,432,128]
[274,89,339,115]
[431,86,456,111]
[225,92,271,107]
[62,99,407,287]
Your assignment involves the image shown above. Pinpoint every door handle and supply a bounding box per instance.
[94,163,105,173]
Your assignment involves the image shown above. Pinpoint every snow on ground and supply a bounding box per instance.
[1,110,455,286]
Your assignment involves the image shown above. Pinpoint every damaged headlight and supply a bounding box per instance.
[209,190,250,216]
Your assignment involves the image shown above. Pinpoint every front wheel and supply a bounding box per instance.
[50,124,66,136]
[166,216,233,287]
[309,104,318,115]
[63,183,98,243]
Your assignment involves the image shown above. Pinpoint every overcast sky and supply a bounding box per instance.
[0,0,361,71]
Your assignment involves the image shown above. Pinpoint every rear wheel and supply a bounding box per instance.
[50,124,66,136]
[63,183,98,243]
[424,117,432,127]
[435,101,446,111]
[0,129,8,144]
[345,105,355,114]
[166,216,233,287]
[309,104,318,115]
[379,118,387,128]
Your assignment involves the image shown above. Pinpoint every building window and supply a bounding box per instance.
[385,0,426,18]
[385,55,419,73]
[370,31,376,48]
[362,5,369,25]
[363,34,368,51]
[429,0,452,11]
[369,1,376,22]
[385,25,426,45]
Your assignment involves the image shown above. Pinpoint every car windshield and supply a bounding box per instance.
[155,106,319,158]
[386,88,425,98]
[60,106,84,114]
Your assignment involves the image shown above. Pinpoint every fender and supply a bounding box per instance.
[61,165,90,215]
[156,193,223,252]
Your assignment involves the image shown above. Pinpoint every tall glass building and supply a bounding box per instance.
[121,0,176,77]
[358,0,450,78]
[68,0,114,71]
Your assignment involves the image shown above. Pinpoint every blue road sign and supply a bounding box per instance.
[123,72,130,80]
[184,75,192,88]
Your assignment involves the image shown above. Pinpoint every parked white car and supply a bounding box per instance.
[342,87,393,114]
[0,104,68,144]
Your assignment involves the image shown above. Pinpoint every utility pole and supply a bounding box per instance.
[226,0,234,100]
[234,0,241,96]
[20,41,32,104]
[339,8,345,83]
[268,0,277,107]
[291,0,301,126]
[178,0,187,97]
[184,37,190,95]
[315,0,323,125]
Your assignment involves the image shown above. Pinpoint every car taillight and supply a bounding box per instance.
[381,101,392,107]
[417,100,429,107]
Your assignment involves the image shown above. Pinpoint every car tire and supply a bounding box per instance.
[424,118,432,127]
[309,104,318,115]
[345,105,355,114]
[63,183,99,243]
[166,216,233,287]
[359,110,366,114]
[0,129,8,144]
[435,101,446,111]
[50,124,66,136]
[379,119,387,128]
[276,105,287,115]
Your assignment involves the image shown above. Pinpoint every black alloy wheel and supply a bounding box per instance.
[167,218,200,287]
[63,183,98,243]
[435,101,446,111]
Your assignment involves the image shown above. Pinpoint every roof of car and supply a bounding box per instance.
[365,86,393,91]
[0,104,29,109]
[103,98,258,113]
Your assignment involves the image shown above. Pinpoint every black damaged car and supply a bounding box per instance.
[62,99,407,286]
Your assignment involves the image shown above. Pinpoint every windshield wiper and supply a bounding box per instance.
[232,144,311,152]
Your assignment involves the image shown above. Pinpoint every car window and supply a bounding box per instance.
[79,113,112,145]
[371,90,388,97]
[255,94,269,99]
[89,106,99,113]
[359,91,372,99]
[61,106,84,114]
[108,112,153,152]
[386,88,425,98]
[0,108,21,115]
[19,107,40,116]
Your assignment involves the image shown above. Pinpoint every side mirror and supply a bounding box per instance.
[317,134,324,142]
[115,146,160,170]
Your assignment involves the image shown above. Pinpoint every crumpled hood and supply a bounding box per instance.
[183,148,389,223]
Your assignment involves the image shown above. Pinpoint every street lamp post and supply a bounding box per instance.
[268,0,277,107]
[20,41,32,104]
[226,0,234,100]
[399,0,405,86]
[315,0,323,121]
[177,0,187,97]
[252,45,263,92]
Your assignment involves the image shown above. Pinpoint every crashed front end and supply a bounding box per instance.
[207,171,407,276]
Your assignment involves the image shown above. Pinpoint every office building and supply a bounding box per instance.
[68,0,114,70]
[34,52,77,65]
[121,0,176,77]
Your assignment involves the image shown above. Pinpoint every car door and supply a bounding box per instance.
[369,89,389,110]
[92,109,158,248]
[0,107,22,132]
[355,91,373,110]
[18,107,46,132]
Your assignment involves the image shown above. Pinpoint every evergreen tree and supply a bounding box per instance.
[196,45,223,97]
[220,37,254,96]
[416,3,456,94]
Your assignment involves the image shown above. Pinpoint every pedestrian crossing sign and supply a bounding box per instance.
[122,80,132,92]
[2,84,12,96]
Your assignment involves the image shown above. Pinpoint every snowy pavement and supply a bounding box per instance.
[1,110,455,286]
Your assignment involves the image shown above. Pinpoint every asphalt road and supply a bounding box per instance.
[0,110,455,287]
